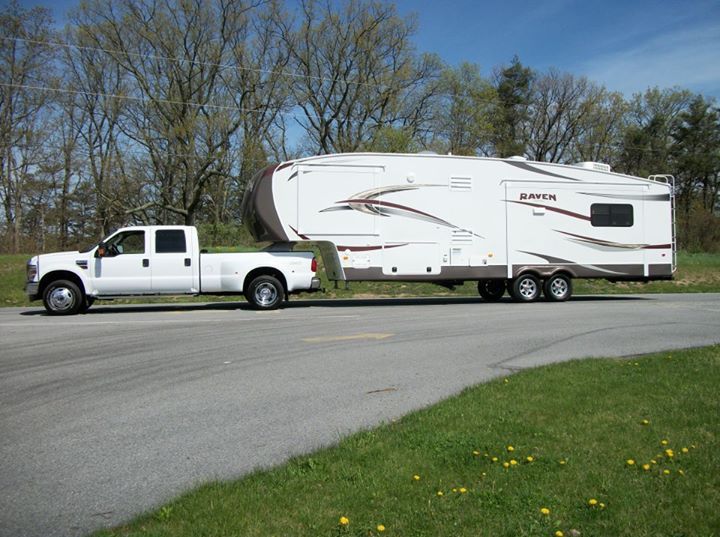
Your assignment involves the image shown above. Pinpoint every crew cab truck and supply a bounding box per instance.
[25,225,320,314]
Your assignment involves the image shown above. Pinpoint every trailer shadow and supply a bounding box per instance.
[19,294,650,316]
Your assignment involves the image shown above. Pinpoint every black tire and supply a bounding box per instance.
[246,275,285,310]
[478,279,506,301]
[509,274,541,302]
[543,273,572,302]
[42,279,84,315]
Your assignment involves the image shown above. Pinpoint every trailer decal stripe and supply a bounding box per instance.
[504,161,581,180]
[508,200,591,221]
[336,244,407,252]
[556,230,671,250]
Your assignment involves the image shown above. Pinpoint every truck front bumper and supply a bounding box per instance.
[26,282,39,300]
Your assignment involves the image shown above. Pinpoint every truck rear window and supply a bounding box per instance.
[155,230,187,253]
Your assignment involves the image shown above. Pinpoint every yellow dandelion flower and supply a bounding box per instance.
[691,444,696,449]
[504,378,509,384]
[482,472,487,476]
[678,469,685,476]
[377,524,386,532]
[651,459,657,465]
[681,447,689,454]
[473,450,480,456]
[459,487,467,494]
[661,439,669,446]
[588,498,598,506]
[510,459,518,466]
[626,459,636,466]
[503,462,510,469]
[507,445,515,452]
[437,491,444,496]
[526,456,534,463]
[452,488,457,493]
[641,419,650,425]
[412,474,420,481]
[555,532,564,537]
[491,457,499,462]
[600,503,606,509]
[540,507,551,516]
[663,469,671,475]
[339,516,350,526]
[665,449,674,458]
[642,464,651,471]
[559,459,567,465]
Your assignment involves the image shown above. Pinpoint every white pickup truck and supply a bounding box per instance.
[25,225,320,314]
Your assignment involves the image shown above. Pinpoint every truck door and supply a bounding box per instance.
[92,229,152,294]
[150,229,196,292]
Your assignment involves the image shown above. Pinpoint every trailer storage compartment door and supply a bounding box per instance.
[296,165,382,236]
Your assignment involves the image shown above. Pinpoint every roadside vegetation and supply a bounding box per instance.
[2,251,719,309]
[95,345,720,537]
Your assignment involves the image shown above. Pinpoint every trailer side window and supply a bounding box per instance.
[591,204,633,227]
[155,230,187,253]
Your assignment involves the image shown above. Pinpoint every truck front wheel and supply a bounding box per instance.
[43,279,84,315]
[246,275,284,310]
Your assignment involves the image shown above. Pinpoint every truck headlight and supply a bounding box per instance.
[26,261,38,282]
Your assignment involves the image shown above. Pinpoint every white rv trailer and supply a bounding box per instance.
[241,153,675,301]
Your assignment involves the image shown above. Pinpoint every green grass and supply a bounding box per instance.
[95,346,720,537]
[3,251,719,308]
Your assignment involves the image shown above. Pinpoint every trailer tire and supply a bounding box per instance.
[543,274,572,302]
[510,274,541,302]
[246,275,284,310]
[478,279,506,301]
[42,279,84,315]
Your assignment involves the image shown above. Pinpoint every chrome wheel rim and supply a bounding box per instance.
[254,283,278,306]
[518,278,537,299]
[550,278,568,298]
[48,287,74,311]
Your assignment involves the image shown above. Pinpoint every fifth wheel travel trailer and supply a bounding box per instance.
[241,153,675,302]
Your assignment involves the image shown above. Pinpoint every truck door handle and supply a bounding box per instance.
[143,259,149,268]
[184,258,191,267]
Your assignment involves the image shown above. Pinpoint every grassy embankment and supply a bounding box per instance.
[2,251,719,308]
[95,345,720,537]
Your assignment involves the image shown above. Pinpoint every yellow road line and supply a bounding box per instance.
[302,333,394,343]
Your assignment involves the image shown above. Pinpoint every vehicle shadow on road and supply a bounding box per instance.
[19,294,649,316]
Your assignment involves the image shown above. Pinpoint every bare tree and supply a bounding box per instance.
[278,0,434,154]
[0,1,55,252]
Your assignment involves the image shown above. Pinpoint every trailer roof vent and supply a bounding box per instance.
[507,155,527,161]
[573,161,612,173]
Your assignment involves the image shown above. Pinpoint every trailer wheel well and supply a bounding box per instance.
[39,271,86,298]
[244,267,287,295]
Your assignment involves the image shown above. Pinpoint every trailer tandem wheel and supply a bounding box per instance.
[510,274,542,302]
[543,273,572,302]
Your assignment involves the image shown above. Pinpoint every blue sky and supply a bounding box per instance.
[394,0,720,99]
[15,0,720,99]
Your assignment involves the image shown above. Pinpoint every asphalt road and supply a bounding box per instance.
[1,293,719,537]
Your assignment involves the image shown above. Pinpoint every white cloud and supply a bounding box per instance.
[581,22,720,98]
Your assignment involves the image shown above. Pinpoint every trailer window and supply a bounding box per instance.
[155,230,187,253]
[591,204,633,227]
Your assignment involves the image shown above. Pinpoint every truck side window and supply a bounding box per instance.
[107,230,145,254]
[591,204,633,227]
[156,230,187,253]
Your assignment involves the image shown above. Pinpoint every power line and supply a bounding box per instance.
[1,35,397,90]
[0,82,264,113]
